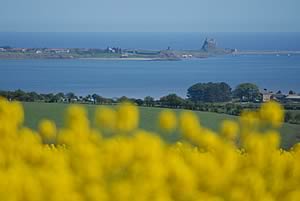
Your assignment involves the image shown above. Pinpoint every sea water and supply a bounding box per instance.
[0,55,299,98]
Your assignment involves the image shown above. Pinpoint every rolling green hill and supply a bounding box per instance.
[22,102,300,149]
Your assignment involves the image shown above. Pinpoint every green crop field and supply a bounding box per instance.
[22,102,300,149]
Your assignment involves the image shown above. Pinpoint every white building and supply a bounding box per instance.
[285,95,300,102]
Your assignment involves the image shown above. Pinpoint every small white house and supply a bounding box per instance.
[54,49,70,54]
[108,48,116,53]
[121,54,129,58]
[285,95,300,102]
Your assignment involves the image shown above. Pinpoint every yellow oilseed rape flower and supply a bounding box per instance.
[263,130,281,150]
[284,190,300,201]
[95,106,116,130]
[158,110,177,133]
[221,120,239,140]
[0,97,300,201]
[198,129,222,150]
[243,132,263,153]
[240,110,260,128]
[38,119,57,141]
[116,102,139,132]
[179,110,201,141]
[65,105,90,133]
[84,184,108,201]
[291,142,300,152]
[9,101,24,127]
[229,187,251,201]
[110,181,132,201]
[259,101,284,128]
[0,99,24,135]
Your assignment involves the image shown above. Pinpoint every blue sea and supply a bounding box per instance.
[0,32,300,98]
[0,55,299,98]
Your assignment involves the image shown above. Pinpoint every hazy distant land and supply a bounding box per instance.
[1,38,300,60]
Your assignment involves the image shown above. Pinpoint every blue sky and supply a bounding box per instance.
[0,0,299,32]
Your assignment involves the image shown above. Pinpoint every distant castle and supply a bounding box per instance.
[201,38,217,51]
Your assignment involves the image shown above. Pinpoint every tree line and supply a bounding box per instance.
[1,82,300,124]
[0,82,263,103]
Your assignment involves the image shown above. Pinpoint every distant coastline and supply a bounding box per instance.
[1,49,300,61]
[235,50,300,56]
[1,37,300,60]
[79,57,159,61]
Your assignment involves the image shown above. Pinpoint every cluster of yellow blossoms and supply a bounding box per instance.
[1,97,300,201]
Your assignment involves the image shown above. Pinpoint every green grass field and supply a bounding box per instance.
[22,102,300,149]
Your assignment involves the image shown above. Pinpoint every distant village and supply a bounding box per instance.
[1,37,299,60]
[0,38,238,60]
[0,46,126,59]
[261,90,300,103]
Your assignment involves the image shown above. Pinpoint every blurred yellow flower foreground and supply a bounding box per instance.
[1,97,300,201]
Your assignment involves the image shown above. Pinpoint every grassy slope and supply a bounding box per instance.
[22,102,300,149]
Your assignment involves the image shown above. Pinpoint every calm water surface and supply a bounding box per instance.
[0,55,299,98]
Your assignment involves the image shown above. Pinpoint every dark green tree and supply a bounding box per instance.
[92,94,103,104]
[27,91,41,101]
[44,93,55,102]
[233,83,260,102]
[54,92,65,102]
[118,96,130,103]
[159,94,185,108]
[144,96,155,107]
[187,82,232,102]
[134,99,144,106]
[66,92,77,102]
[13,89,27,101]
